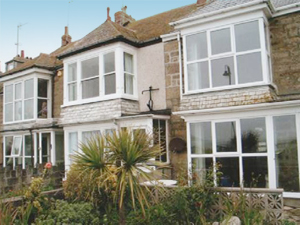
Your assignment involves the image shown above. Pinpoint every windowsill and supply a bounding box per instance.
[4,118,54,125]
[183,82,275,96]
[61,94,138,108]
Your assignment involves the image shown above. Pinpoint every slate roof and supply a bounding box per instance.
[185,0,300,19]
[272,0,300,8]
[58,3,199,58]
[1,53,62,77]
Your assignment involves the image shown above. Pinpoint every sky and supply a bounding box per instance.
[0,0,196,72]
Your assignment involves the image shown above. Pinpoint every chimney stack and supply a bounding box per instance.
[61,26,72,47]
[114,6,135,26]
[21,50,25,58]
[107,7,111,21]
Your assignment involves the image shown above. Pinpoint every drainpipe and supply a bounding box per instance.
[177,33,183,100]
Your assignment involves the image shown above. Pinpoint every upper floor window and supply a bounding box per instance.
[185,19,270,92]
[4,77,51,123]
[64,46,137,105]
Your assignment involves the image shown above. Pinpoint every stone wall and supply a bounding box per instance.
[270,12,300,96]
[164,40,187,180]
[59,99,140,125]
[0,164,64,195]
[179,85,276,111]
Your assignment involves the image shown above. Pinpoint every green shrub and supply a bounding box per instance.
[34,200,100,225]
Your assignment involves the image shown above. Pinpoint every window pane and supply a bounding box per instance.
[24,99,34,120]
[186,32,208,61]
[124,73,134,94]
[82,78,99,99]
[24,79,34,99]
[68,63,77,82]
[243,156,268,188]
[15,83,22,100]
[237,52,263,84]
[274,115,299,192]
[211,28,231,55]
[68,83,77,101]
[217,157,240,187]
[153,120,167,162]
[24,135,32,156]
[14,101,22,121]
[5,103,13,122]
[82,131,101,144]
[37,99,48,118]
[190,122,212,154]
[12,137,22,156]
[55,133,64,162]
[104,52,115,73]
[241,118,267,153]
[38,79,48,98]
[82,57,99,79]
[69,132,78,155]
[235,21,260,52]
[5,85,13,103]
[192,158,213,183]
[5,136,13,156]
[211,57,235,87]
[105,74,116,95]
[42,133,50,163]
[124,53,133,73]
[187,61,209,90]
[216,121,237,152]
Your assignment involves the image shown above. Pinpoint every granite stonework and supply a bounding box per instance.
[0,164,64,196]
[179,85,277,111]
[59,98,140,125]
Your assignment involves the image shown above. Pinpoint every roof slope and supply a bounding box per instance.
[58,3,200,57]
[1,53,62,76]
[185,0,300,19]
[127,3,198,41]
[59,20,138,57]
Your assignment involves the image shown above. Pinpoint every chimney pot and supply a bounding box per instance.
[21,50,25,58]
[65,26,69,35]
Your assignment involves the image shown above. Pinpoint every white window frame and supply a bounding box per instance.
[185,104,300,198]
[183,15,271,94]
[3,75,52,124]
[63,43,138,107]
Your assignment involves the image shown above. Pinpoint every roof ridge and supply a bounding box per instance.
[106,20,122,36]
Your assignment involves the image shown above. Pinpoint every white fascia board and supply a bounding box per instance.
[116,114,170,121]
[0,68,53,82]
[171,0,272,30]
[161,31,180,42]
[174,100,300,121]
[273,3,300,17]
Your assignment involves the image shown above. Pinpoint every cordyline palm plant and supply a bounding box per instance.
[71,129,163,225]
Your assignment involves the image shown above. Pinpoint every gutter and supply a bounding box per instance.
[58,36,162,59]
[170,0,272,27]
[272,2,300,17]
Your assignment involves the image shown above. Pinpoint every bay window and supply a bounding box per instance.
[185,19,269,92]
[64,46,137,105]
[189,112,300,195]
[4,131,61,169]
[4,76,51,123]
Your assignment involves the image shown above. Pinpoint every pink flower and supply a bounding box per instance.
[45,162,52,169]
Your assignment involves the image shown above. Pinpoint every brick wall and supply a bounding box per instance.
[59,99,140,125]
[164,40,187,179]
[270,12,300,96]
[53,70,63,118]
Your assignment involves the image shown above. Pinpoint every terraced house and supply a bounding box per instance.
[1,0,300,203]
